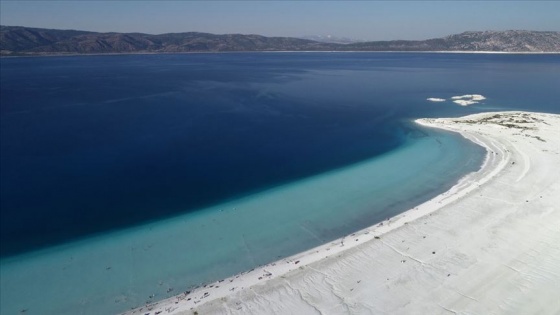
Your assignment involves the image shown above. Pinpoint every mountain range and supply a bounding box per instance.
[1,26,559,56]
[298,35,364,44]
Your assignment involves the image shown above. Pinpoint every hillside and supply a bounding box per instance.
[1,26,559,55]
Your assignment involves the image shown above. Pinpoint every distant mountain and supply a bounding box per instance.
[344,30,560,52]
[1,26,559,56]
[299,35,364,44]
[441,30,560,52]
[0,26,327,55]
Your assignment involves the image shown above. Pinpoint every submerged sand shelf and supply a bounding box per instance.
[133,111,560,315]
[1,117,483,315]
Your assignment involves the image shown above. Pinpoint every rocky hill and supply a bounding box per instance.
[345,30,560,52]
[1,26,558,56]
[440,30,560,52]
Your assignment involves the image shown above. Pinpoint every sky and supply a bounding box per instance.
[1,1,559,41]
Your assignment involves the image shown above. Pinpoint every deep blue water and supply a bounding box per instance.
[1,53,559,258]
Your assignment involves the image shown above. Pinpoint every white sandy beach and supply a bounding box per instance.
[126,111,560,315]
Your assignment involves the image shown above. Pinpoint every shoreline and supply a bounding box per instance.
[2,50,559,59]
[126,111,560,315]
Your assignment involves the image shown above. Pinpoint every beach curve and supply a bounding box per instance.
[125,111,560,315]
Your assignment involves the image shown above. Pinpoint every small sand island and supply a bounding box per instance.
[126,111,560,315]
[426,97,446,102]
[452,94,486,106]
[427,94,487,106]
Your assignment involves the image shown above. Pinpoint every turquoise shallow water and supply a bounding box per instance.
[0,124,484,314]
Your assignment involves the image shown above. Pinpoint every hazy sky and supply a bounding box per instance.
[1,1,559,40]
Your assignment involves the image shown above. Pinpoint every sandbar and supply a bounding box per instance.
[451,94,486,106]
[126,111,560,315]
[427,97,446,102]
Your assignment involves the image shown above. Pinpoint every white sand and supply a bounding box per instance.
[126,111,560,315]
[427,95,486,106]
[451,94,486,101]
[453,99,478,106]
[427,97,446,102]
[451,94,486,106]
